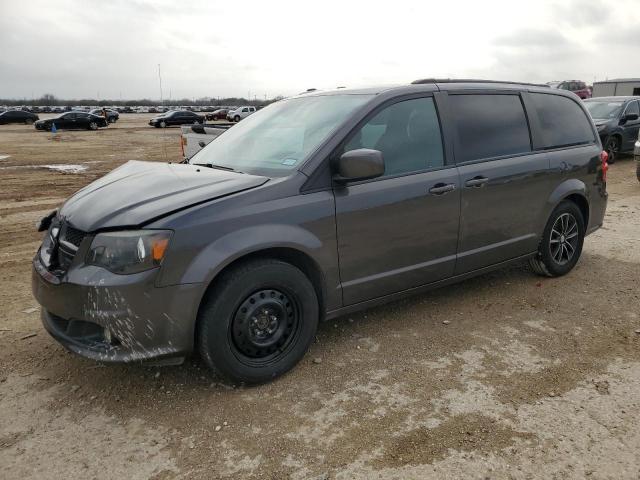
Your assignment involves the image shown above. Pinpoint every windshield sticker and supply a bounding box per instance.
[281,158,298,166]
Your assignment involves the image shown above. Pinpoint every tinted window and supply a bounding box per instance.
[625,100,639,116]
[450,94,531,162]
[344,97,444,176]
[530,93,595,148]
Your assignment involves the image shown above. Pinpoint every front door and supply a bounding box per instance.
[621,100,640,151]
[334,96,460,305]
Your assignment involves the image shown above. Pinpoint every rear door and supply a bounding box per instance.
[450,91,551,274]
[334,95,460,305]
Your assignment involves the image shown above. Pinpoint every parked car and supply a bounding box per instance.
[32,80,607,384]
[148,110,204,128]
[34,112,108,131]
[0,110,39,125]
[89,109,120,123]
[584,96,640,163]
[555,80,592,99]
[180,123,233,160]
[227,106,256,122]
[206,108,233,121]
[634,130,640,182]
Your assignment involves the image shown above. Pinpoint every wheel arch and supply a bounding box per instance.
[545,179,590,229]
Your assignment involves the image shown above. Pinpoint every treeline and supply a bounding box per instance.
[0,94,285,107]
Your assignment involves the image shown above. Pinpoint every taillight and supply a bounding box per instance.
[600,150,608,182]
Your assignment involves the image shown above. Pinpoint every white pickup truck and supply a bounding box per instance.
[180,123,233,160]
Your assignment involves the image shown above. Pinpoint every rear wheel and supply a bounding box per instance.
[529,201,585,277]
[25,118,34,125]
[197,259,319,385]
[604,136,620,164]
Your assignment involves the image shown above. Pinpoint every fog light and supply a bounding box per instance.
[104,327,112,344]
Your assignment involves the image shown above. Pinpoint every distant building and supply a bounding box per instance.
[592,78,640,97]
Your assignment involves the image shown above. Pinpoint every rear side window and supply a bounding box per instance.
[530,93,595,149]
[450,94,531,162]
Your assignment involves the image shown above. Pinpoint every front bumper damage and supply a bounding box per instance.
[32,256,203,364]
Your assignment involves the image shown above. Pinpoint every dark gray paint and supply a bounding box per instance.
[32,81,608,364]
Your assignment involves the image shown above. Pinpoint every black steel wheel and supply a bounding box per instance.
[230,289,300,365]
[605,136,620,164]
[198,258,319,384]
[530,200,585,277]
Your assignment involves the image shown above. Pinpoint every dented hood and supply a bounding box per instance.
[59,160,268,231]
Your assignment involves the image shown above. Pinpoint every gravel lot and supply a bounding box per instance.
[1,115,639,479]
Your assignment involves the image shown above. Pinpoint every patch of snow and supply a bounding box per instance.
[41,164,88,173]
[0,154,10,161]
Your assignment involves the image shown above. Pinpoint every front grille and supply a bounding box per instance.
[57,243,76,270]
[60,224,86,248]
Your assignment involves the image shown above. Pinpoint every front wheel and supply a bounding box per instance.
[197,259,319,385]
[234,115,240,122]
[159,120,166,128]
[529,201,585,277]
[212,115,218,121]
[25,118,34,125]
[604,136,620,164]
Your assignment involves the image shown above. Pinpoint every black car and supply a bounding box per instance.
[0,110,40,125]
[32,80,608,384]
[89,109,120,123]
[34,112,109,131]
[584,96,640,163]
[148,110,205,128]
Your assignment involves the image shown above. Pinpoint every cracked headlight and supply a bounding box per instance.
[87,230,172,274]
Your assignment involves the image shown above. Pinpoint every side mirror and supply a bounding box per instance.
[622,113,639,123]
[334,149,384,183]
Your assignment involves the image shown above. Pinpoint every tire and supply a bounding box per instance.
[197,259,319,385]
[88,121,98,130]
[604,136,620,164]
[234,115,240,122]
[529,200,585,277]
[212,115,218,121]
[25,118,34,125]
[159,120,166,128]
[636,161,640,182]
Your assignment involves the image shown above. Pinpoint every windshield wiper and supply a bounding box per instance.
[192,163,244,174]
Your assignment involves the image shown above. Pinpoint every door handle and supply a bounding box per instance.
[464,176,489,187]
[429,183,456,195]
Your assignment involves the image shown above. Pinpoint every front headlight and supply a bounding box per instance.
[87,230,172,274]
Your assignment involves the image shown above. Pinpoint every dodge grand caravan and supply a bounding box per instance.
[32,80,608,384]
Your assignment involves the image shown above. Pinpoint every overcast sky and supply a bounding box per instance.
[1,0,638,101]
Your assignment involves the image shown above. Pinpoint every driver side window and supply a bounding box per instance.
[344,97,444,177]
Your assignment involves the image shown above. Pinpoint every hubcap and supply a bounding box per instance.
[231,289,298,361]
[550,213,578,265]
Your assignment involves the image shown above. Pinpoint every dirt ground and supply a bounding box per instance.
[1,115,639,480]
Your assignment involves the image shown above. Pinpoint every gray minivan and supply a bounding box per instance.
[32,80,608,384]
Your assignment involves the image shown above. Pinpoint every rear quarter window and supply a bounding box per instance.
[450,94,531,162]
[530,93,595,149]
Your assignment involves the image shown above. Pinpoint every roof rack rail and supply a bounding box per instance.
[411,78,549,88]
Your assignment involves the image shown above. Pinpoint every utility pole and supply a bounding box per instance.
[158,64,164,105]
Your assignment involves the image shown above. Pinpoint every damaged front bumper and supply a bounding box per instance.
[32,256,203,364]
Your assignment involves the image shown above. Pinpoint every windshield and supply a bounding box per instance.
[190,94,373,176]
[585,101,623,119]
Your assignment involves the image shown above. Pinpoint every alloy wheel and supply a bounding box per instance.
[550,213,579,265]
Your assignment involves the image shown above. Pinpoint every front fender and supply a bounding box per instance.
[179,224,324,286]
